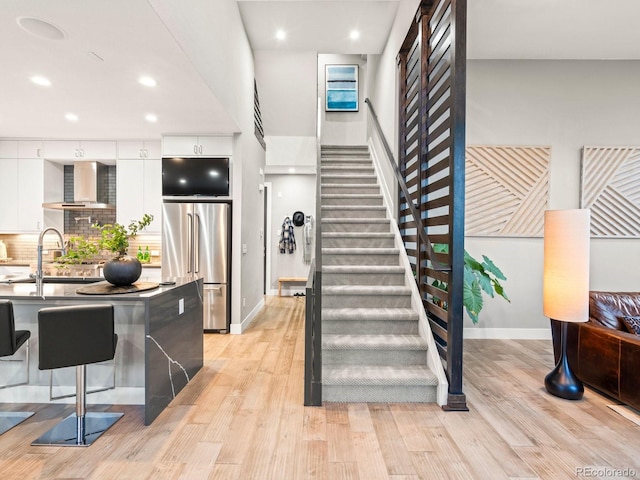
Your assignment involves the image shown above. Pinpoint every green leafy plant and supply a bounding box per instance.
[56,236,100,265]
[430,244,509,324]
[92,214,153,256]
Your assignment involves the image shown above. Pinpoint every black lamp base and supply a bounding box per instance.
[545,321,584,400]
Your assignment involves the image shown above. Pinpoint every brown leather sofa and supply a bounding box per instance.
[551,291,640,410]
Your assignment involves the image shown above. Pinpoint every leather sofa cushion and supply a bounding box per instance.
[589,291,640,331]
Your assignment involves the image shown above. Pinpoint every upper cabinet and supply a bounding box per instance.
[43,140,117,162]
[0,157,63,233]
[0,140,18,159]
[18,140,43,158]
[117,140,162,234]
[118,140,161,159]
[162,135,233,157]
[0,140,44,159]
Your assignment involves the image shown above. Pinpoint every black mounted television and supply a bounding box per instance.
[162,157,229,196]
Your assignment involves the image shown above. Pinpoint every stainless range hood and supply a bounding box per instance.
[43,162,115,210]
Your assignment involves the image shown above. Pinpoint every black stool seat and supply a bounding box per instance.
[0,300,31,358]
[0,300,34,435]
[32,304,122,447]
[38,304,118,369]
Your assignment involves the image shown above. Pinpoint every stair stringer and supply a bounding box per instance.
[368,137,449,407]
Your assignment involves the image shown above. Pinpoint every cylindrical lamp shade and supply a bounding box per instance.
[543,209,590,322]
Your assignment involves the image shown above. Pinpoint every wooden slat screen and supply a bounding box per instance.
[398,0,467,411]
[254,80,266,150]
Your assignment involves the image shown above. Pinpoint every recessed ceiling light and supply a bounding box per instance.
[276,29,286,41]
[145,114,158,123]
[139,76,157,87]
[65,113,79,122]
[30,76,51,87]
[350,30,360,40]
[17,17,66,40]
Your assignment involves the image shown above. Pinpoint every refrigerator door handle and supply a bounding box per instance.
[194,213,201,274]
[187,213,193,274]
[209,286,222,293]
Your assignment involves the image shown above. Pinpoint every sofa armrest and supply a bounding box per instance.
[569,321,640,409]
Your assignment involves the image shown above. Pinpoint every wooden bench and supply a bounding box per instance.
[278,277,307,297]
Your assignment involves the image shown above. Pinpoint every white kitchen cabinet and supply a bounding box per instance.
[116,157,161,233]
[18,140,43,158]
[17,159,44,231]
[43,140,117,162]
[0,159,19,231]
[117,158,144,227]
[162,135,232,157]
[143,159,162,233]
[0,158,62,233]
[118,140,161,159]
[0,140,18,159]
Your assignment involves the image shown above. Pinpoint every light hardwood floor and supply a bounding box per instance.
[1,296,639,479]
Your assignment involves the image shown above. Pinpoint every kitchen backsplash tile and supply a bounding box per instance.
[0,233,161,265]
[64,165,117,236]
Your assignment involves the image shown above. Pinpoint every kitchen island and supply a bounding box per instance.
[0,277,203,425]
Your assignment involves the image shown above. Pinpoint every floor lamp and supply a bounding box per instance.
[543,209,590,400]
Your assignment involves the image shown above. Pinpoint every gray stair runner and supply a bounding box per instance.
[320,145,438,403]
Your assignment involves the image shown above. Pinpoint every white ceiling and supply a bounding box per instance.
[2,0,640,140]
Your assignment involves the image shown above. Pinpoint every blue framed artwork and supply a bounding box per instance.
[325,64,358,112]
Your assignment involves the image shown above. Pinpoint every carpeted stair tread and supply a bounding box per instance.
[321,194,382,199]
[323,365,438,386]
[323,334,428,350]
[321,183,380,189]
[322,265,404,273]
[322,205,386,210]
[321,174,377,180]
[322,247,399,254]
[323,307,418,321]
[322,232,393,239]
[323,285,411,296]
[322,218,390,224]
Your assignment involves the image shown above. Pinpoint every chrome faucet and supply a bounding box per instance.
[36,227,65,293]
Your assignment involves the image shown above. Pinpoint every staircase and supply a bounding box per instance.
[320,145,440,402]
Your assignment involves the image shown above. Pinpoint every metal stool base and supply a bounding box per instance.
[0,412,34,436]
[31,412,123,447]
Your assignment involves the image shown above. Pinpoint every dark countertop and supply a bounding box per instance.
[0,277,191,301]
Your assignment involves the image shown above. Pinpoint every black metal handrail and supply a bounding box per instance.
[304,259,321,405]
[303,97,323,406]
[364,97,450,272]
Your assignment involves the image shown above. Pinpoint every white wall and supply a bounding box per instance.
[318,54,369,145]
[265,136,317,169]
[265,174,316,294]
[254,51,318,137]
[465,59,640,335]
[149,0,266,331]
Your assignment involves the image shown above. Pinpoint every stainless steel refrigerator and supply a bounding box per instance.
[162,201,230,332]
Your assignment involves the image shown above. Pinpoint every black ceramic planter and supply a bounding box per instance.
[103,255,142,286]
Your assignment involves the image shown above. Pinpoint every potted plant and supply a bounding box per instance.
[431,245,509,324]
[92,214,153,286]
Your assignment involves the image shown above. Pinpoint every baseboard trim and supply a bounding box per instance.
[230,298,265,334]
[464,328,552,340]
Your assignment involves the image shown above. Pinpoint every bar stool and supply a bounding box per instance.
[0,300,34,435]
[32,304,123,447]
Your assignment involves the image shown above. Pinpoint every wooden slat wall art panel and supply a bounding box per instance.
[581,146,640,237]
[465,145,550,237]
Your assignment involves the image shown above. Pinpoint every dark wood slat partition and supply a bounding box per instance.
[398,0,467,411]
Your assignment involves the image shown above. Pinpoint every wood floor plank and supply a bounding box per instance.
[1,297,639,480]
[369,404,417,476]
